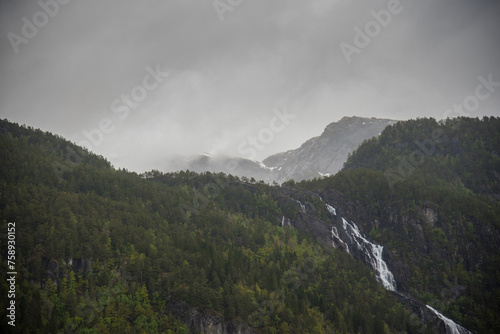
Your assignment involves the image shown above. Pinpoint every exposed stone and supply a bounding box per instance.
[422,207,438,226]
[267,185,498,333]
[165,298,258,334]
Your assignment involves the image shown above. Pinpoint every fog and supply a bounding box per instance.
[1,0,499,172]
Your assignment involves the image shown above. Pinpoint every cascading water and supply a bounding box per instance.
[293,199,306,213]
[331,225,349,253]
[317,196,470,332]
[326,204,336,215]
[281,216,291,227]
[319,196,397,291]
[313,193,334,215]
[341,218,397,291]
[426,305,472,334]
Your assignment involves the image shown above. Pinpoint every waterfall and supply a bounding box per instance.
[311,195,397,291]
[319,197,469,332]
[326,204,336,215]
[426,305,472,334]
[320,198,395,290]
[281,216,291,227]
[341,218,397,291]
[331,225,349,253]
[293,199,306,213]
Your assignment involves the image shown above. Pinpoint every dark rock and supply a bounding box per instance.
[165,298,258,334]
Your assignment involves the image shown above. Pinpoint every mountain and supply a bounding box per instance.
[167,154,274,183]
[0,119,415,333]
[167,116,396,184]
[263,116,396,183]
[1,117,499,333]
[296,116,500,333]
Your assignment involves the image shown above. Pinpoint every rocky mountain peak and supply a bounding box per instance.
[262,116,396,183]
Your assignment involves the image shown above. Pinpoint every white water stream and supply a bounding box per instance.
[426,305,472,334]
[293,195,470,333]
[341,217,397,291]
[326,204,336,215]
[293,199,306,213]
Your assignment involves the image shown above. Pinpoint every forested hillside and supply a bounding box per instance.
[1,117,499,333]
[0,118,419,333]
[298,116,500,333]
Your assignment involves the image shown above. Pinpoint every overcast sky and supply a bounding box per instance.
[1,0,499,172]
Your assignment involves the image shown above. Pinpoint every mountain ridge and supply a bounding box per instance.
[1,117,498,333]
[263,116,396,183]
[168,116,396,184]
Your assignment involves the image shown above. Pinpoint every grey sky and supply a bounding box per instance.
[1,0,499,172]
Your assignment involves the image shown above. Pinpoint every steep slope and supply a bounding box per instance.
[297,116,500,333]
[263,116,396,183]
[270,186,473,333]
[0,119,421,334]
[2,117,497,333]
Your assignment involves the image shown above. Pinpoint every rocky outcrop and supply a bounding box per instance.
[263,116,396,183]
[273,186,492,333]
[45,258,93,284]
[394,292,473,334]
[165,298,258,334]
[422,206,438,226]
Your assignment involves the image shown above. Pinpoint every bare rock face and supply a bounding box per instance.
[166,298,258,334]
[264,116,396,183]
[271,184,497,334]
[422,207,438,226]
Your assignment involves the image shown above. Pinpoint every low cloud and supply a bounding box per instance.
[1,0,499,172]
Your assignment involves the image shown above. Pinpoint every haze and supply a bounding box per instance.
[1,0,499,172]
